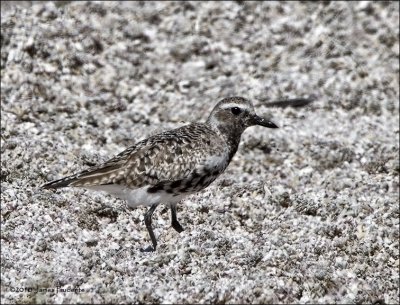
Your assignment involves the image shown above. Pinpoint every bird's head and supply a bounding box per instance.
[207,97,278,134]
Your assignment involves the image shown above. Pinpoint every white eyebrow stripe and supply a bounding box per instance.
[221,103,245,109]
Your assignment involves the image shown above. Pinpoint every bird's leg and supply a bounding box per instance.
[170,203,184,233]
[141,204,158,252]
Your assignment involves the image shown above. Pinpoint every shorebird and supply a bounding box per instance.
[43,96,279,251]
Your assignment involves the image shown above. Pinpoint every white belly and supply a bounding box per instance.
[84,185,187,207]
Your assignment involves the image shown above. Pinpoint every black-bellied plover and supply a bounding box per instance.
[43,96,278,251]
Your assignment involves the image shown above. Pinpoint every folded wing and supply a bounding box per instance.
[42,124,225,190]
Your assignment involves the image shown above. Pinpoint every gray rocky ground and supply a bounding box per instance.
[1,1,399,304]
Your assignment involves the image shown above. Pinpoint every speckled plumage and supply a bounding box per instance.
[43,96,278,251]
[43,123,229,194]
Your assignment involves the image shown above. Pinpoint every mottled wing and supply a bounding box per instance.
[121,124,227,190]
[42,123,226,190]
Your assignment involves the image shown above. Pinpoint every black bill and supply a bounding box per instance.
[252,115,279,128]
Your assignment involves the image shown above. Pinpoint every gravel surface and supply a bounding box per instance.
[1,1,399,304]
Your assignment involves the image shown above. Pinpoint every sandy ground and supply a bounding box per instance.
[1,1,399,304]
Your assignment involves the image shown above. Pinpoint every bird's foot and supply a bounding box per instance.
[140,245,156,252]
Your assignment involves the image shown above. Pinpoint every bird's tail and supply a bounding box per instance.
[42,162,124,189]
[42,174,81,189]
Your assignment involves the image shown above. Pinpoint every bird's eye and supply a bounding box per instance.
[231,107,242,115]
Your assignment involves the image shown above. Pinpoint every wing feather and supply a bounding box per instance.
[42,123,226,190]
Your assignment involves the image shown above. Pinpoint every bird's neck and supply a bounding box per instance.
[210,123,243,162]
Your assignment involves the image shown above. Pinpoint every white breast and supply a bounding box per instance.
[203,149,230,172]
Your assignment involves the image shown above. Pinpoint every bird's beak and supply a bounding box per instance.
[251,114,279,128]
